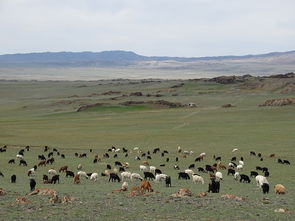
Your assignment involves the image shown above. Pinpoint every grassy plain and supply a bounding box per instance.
[0,77,294,220]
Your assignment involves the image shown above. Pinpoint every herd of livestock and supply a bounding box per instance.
[0,145,290,196]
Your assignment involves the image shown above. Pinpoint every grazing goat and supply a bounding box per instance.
[51,175,60,184]
[73,175,80,184]
[208,178,220,193]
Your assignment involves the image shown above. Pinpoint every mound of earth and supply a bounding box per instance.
[268,72,294,78]
[102,91,121,95]
[222,104,235,108]
[280,83,295,94]
[129,92,143,96]
[77,103,106,112]
[260,98,295,106]
[208,75,251,84]
[120,100,184,108]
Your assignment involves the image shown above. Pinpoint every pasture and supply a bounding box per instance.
[0,76,294,220]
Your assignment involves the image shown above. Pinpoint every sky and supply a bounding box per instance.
[1,0,295,57]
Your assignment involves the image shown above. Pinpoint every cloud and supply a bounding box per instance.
[0,0,295,56]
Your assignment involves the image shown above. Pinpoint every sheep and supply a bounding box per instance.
[184,169,194,175]
[239,174,251,183]
[30,179,36,191]
[120,171,132,180]
[27,165,37,177]
[48,169,57,175]
[261,183,269,194]
[131,173,143,181]
[177,146,182,153]
[139,165,147,171]
[178,172,190,180]
[227,168,235,176]
[77,164,82,170]
[155,174,168,182]
[16,154,24,160]
[90,173,98,182]
[199,152,206,157]
[238,160,244,166]
[192,174,204,184]
[234,172,240,180]
[215,172,223,181]
[232,148,238,152]
[256,175,269,188]
[237,165,243,170]
[250,171,259,177]
[11,175,16,183]
[144,172,155,180]
[121,182,128,191]
[109,173,121,182]
[274,184,286,194]
[165,176,171,187]
[77,171,89,179]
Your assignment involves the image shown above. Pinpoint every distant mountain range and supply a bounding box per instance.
[0,50,294,80]
[0,50,295,68]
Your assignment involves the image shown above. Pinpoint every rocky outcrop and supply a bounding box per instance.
[260,98,295,106]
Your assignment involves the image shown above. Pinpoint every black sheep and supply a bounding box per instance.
[66,171,75,177]
[250,171,258,177]
[165,176,171,187]
[30,179,36,191]
[11,175,16,183]
[109,173,121,182]
[178,172,190,180]
[51,175,60,184]
[227,168,235,176]
[144,172,155,180]
[239,174,251,183]
[208,178,220,193]
[262,183,269,194]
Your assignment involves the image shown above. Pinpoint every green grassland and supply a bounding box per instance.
[0,77,294,220]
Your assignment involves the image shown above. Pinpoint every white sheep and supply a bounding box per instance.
[215,171,223,181]
[237,165,243,170]
[90,173,98,182]
[77,164,82,170]
[149,166,156,173]
[199,152,206,157]
[133,147,139,151]
[183,150,190,155]
[238,160,244,166]
[256,175,269,187]
[234,172,240,180]
[232,148,238,152]
[184,169,194,175]
[48,169,57,175]
[139,165,147,171]
[228,162,235,168]
[77,171,89,179]
[16,154,24,160]
[121,182,128,191]
[192,174,204,184]
[121,171,132,180]
[115,148,121,153]
[155,174,168,182]
[131,173,143,181]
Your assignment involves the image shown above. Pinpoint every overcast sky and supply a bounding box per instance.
[1,0,295,57]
